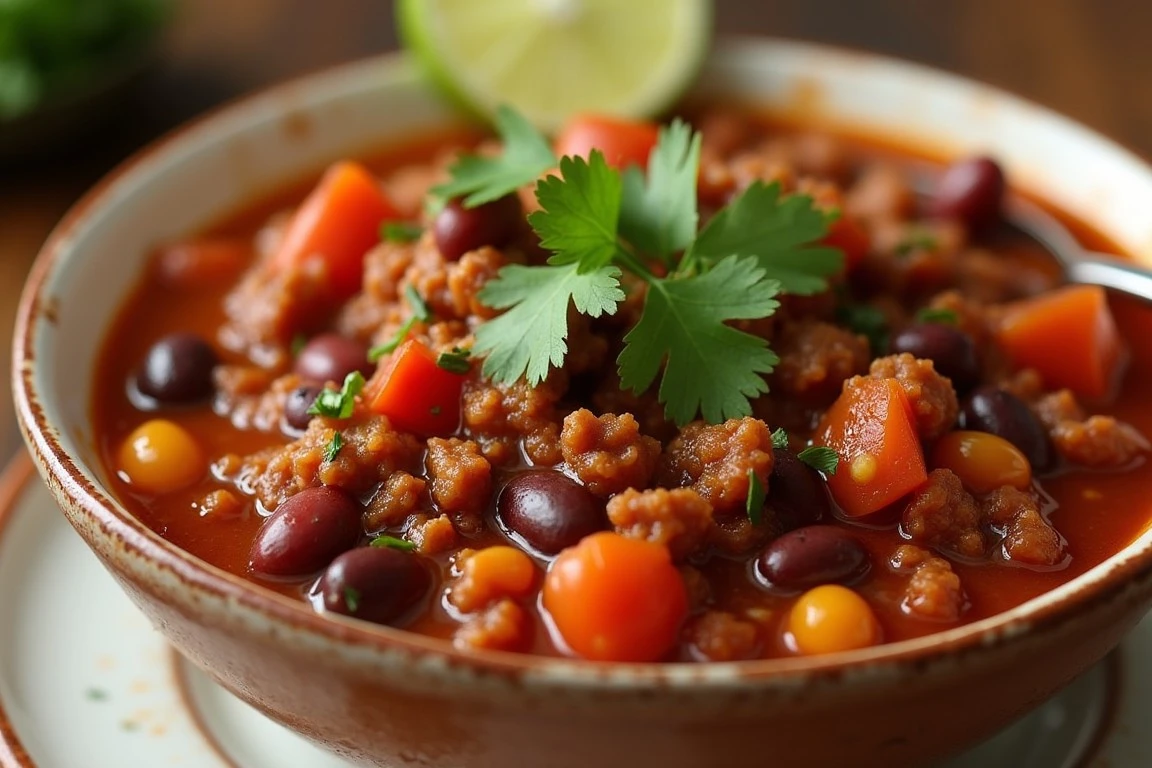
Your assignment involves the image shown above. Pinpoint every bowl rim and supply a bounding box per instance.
[13,37,1152,690]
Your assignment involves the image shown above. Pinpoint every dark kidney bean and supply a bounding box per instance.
[890,323,980,393]
[929,156,1005,231]
[755,526,870,591]
[283,385,323,435]
[961,386,1055,472]
[434,194,522,262]
[249,486,363,578]
[136,333,217,404]
[767,449,831,531]
[497,470,605,555]
[319,546,431,625]
[294,334,371,385]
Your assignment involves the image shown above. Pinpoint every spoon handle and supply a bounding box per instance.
[1067,254,1152,303]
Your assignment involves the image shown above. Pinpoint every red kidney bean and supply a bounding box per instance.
[319,546,431,625]
[283,385,323,435]
[497,470,605,555]
[136,333,217,404]
[249,486,363,578]
[755,526,870,591]
[767,449,831,531]
[294,334,371,385]
[929,156,1005,231]
[889,323,980,393]
[433,194,522,262]
[961,386,1055,472]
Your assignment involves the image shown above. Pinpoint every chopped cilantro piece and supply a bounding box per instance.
[797,445,839,475]
[343,585,361,613]
[290,334,308,357]
[837,303,889,354]
[370,535,417,552]
[894,230,940,258]
[915,307,959,325]
[368,285,433,362]
[771,427,789,450]
[405,283,432,322]
[745,469,766,525]
[322,431,344,463]
[432,105,557,207]
[308,371,365,419]
[381,222,424,243]
[436,348,472,375]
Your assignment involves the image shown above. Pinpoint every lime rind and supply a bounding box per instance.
[398,0,713,132]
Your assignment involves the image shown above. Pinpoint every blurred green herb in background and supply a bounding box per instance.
[0,0,170,120]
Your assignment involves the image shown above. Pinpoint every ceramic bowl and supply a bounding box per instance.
[13,38,1152,768]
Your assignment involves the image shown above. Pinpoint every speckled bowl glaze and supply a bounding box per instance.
[14,39,1152,768]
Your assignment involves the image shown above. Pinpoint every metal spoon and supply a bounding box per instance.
[1004,195,1152,301]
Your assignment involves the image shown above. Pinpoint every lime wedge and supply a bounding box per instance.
[398,0,712,131]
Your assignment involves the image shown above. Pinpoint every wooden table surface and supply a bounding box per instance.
[1,0,1149,461]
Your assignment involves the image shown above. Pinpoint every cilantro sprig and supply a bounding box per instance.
[447,107,844,426]
[307,372,365,419]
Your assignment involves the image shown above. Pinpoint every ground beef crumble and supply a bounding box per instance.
[772,320,871,404]
[890,545,966,622]
[363,471,426,532]
[902,469,986,558]
[685,611,760,662]
[869,353,959,440]
[606,487,714,561]
[659,417,774,515]
[982,486,1066,567]
[425,438,491,534]
[404,512,457,555]
[463,375,565,466]
[453,598,531,653]
[561,410,661,497]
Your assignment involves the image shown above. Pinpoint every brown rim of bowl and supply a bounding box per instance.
[13,41,1152,689]
[0,453,40,768]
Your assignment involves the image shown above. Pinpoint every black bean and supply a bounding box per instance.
[319,546,431,625]
[767,449,831,531]
[294,334,371,385]
[249,486,363,578]
[961,386,1055,472]
[283,385,323,435]
[433,194,522,262]
[497,470,605,555]
[890,323,980,393]
[136,333,217,404]
[755,526,870,591]
[929,156,1005,231]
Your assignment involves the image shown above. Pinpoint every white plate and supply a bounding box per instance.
[0,454,1147,768]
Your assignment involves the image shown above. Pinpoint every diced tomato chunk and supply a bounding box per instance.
[365,340,466,436]
[554,115,659,170]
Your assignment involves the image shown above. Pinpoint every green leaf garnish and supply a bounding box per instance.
[894,229,939,258]
[440,107,845,425]
[915,307,959,325]
[381,222,424,243]
[475,263,624,386]
[436,347,472,375]
[618,256,781,425]
[746,468,766,525]
[322,431,344,463]
[290,334,308,357]
[618,119,701,260]
[370,535,417,552]
[685,181,843,293]
[771,427,789,450]
[368,285,432,362]
[797,445,839,475]
[307,372,365,419]
[432,105,557,207]
[837,303,889,354]
[343,585,361,613]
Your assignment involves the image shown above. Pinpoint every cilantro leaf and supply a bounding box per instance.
[798,445,839,475]
[915,307,958,325]
[432,105,556,207]
[370,535,416,552]
[323,431,344,463]
[307,372,365,419]
[771,427,789,450]
[475,263,624,386]
[368,285,432,362]
[745,468,766,525]
[837,302,889,354]
[343,585,360,613]
[687,181,843,294]
[381,222,423,243]
[619,119,701,259]
[618,255,781,426]
[529,151,623,272]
